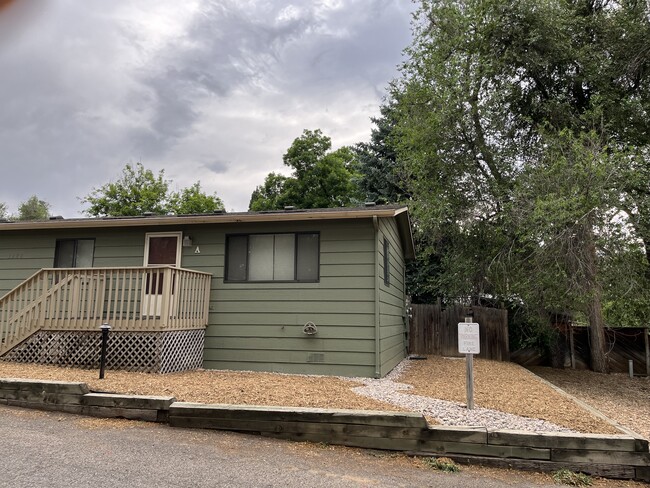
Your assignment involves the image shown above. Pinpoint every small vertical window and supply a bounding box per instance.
[383,238,390,286]
[54,239,95,268]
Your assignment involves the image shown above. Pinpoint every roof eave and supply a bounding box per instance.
[0,207,409,231]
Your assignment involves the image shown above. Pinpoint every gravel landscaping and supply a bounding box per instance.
[0,356,641,437]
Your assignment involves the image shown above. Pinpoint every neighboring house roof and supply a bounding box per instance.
[0,205,415,260]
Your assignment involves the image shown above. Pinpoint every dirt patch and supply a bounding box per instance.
[0,359,634,435]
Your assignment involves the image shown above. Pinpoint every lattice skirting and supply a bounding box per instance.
[1,329,204,374]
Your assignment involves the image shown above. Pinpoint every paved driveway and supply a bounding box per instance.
[0,405,559,488]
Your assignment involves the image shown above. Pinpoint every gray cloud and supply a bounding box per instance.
[202,159,230,174]
[0,0,412,216]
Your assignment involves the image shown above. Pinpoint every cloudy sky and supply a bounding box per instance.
[0,0,413,216]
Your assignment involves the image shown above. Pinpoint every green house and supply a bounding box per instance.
[0,205,414,378]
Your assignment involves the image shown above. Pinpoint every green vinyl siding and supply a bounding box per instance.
[203,219,377,377]
[377,218,408,376]
[0,214,410,378]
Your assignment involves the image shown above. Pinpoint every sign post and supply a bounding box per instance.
[458,316,480,410]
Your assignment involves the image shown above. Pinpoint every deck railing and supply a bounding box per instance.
[0,266,212,355]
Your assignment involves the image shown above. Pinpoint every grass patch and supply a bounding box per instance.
[552,469,592,486]
[424,456,460,472]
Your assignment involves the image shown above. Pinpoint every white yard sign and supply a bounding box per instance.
[458,322,480,355]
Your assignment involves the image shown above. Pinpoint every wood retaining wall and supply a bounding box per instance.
[0,379,648,482]
[0,378,174,421]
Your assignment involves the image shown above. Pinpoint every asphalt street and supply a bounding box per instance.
[0,405,560,488]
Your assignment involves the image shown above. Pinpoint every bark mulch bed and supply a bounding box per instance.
[0,358,641,437]
[531,366,650,441]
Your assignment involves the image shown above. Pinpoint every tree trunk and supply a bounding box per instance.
[584,222,609,373]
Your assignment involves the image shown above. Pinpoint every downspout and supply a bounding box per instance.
[373,216,381,378]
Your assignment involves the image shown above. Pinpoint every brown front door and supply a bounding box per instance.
[143,232,182,316]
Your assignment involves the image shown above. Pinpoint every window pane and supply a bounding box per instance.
[274,234,295,280]
[148,236,178,265]
[54,240,75,268]
[75,239,95,267]
[249,235,274,281]
[383,238,390,286]
[226,235,248,281]
[296,233,319,281]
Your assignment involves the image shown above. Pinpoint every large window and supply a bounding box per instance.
[54,239,95,268]
[226,233,319,282]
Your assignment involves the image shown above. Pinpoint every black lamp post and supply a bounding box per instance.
[99,323,111,379]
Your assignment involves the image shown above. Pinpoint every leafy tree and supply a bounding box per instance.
[168,182,224,214]
[249,173,289,211]
[389,0,650,371]
[16,195,50,221]
[82,163,170,217]
[82,163,224,217]
[355,102,408,204]
[505,130,627,372]
[0,202,7,219]
[391,0,519,305]
[249,129,363,210]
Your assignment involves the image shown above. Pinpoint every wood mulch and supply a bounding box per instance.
[531,366,650,441]
[401,357,621,434]
[0,362,400,411]
[0,358,641,437]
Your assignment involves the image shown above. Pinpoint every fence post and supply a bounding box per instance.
[629,359,634,379]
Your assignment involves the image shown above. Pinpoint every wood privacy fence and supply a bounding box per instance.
[409,303,509,361]
[569,326,650,376]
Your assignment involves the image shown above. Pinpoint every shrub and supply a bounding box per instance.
[552,469,592,486]
[424,457,460,472]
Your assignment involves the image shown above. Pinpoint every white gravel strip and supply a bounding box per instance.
[344,359,577,433]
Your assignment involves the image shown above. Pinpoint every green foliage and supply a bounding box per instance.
[249,173,289,211]
[506,131,614,307]
[81,163,224,217]
[168,182,224,215]
[386,0,650,361]
[0,202,7,219]
[552,469,592,487]
[82,163,170,217]
[16,195,50,221]
[355,103,407,204]
[249,129,363,211]
[424,457,460,473]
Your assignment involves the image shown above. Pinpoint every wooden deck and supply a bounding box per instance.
[0,266,212,355]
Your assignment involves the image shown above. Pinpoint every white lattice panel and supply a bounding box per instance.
[1,329,204,374]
